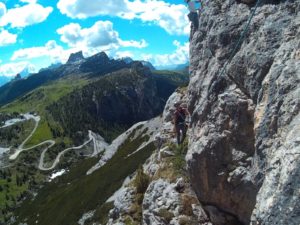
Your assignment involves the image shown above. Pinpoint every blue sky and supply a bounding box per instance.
[0,0,190,77]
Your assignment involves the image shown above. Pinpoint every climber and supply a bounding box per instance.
[185,0,201,31]
[173,102,189,145]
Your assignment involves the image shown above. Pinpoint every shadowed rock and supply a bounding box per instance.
[67,51,84,64]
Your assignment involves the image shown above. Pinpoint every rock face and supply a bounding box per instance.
[103,90,212,225]
[66,51,84,64]
[187,0,299,224]
[142,179,181,224]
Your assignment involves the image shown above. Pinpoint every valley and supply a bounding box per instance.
[0,52,188,224]
[0,0,298,224]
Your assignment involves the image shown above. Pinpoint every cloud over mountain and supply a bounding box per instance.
[57,21,119,48]
[0,61,36,77]
[11,40,74,63]
[11,20,148,66]
[57,21,147,50]
[0,0,189,78]
[142,40,189,66]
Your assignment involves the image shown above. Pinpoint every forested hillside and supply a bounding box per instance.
[47,63,188,142]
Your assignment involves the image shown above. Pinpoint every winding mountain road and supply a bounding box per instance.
[9,114,41,160]
[3,114,103,171]
[38,132,93,171]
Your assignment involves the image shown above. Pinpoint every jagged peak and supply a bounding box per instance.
[13,73,21,81]
[121,57,134,64]
[140,61,155,71]
[67,51,84,64]
[89,51,109,61]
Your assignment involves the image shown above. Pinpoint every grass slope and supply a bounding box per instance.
[0,77,89,146]
[14,128,155,225]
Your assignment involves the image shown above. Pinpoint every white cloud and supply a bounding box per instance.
[0,61,36,77]
[57,21,148,52]
[11,45,48,60]
[57,21,119,48]
[11,38,122,65]
[142,41,189,66]
[126,0,189,35]
[20,0,37,4]
[11,40,73,63]
[57,0,129,19]
[11,39,188,70]
[114,51,134,59]
[0,2,53,28]
[118,39,148,48]
[57,0,189,35]
[0,30,17,46]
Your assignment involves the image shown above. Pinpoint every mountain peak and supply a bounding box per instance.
[121,57,134,64]
[140,60,155,71]
[67,51,84,64]
[91,51,109,61]
[13,73,21,81]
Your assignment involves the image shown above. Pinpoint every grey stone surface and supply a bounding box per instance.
[104,89,212,225]
[187,0,300,224]
[142,179,181,225]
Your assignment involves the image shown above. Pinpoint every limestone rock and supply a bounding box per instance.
[187,0,300,224]
[142,179,181,224]
[159,146,175,159]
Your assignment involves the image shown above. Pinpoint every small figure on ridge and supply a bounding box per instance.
[173,102,189,145]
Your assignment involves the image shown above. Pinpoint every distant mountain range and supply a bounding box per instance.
[0,64,36,87]
[0,51,189,142]
[121,57,156,71]
[39,63,62,72]
[0,54,158,88]
[0,52,128,106]
[156,62,189,71]
[20,64,36,77]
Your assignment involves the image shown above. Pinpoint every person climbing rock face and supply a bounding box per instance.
[185,0,201,32]
[173,102,189,145]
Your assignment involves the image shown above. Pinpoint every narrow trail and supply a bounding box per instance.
[2,114,103,171]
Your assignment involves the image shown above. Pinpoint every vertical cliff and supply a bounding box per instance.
[187,0,299,224]
[95,1,299,224]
